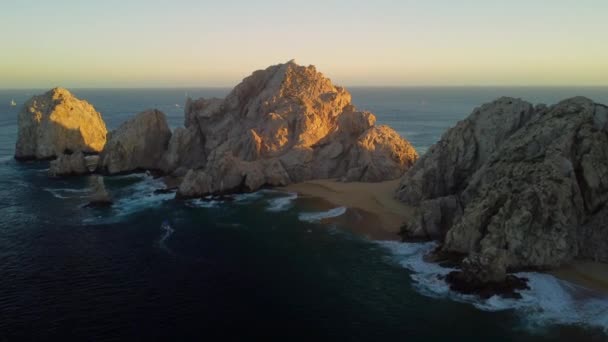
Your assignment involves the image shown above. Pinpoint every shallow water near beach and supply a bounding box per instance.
[1,87,608,340]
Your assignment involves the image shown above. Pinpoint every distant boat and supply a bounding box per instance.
[10,99,16,106]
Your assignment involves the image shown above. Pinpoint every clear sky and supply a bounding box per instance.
[1,0,607,88]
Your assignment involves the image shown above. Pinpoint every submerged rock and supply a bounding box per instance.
[15,87,107,160]
[397,96,608,292]
[99,109,171,174]
[174,60,418,197]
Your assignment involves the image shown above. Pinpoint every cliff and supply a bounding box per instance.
[397,96,608,293]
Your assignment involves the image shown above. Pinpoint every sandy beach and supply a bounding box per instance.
[553,261,608,295]
[282,178,414,240]
[283,178,608,295]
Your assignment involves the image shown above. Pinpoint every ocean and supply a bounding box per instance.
[1,87,608,341]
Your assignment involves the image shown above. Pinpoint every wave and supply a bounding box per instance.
[265,192,298,212]
[185,199,223,208]
[232,191,265,203]
[377,241,608,333]
[43,187,89,199]
[159,221,174,254]
[83,174,174,223]
[298,207,347,222]
[113,176,174,215]
[0,155,14,163]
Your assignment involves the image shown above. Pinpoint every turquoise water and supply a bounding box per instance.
[1,88,608,341]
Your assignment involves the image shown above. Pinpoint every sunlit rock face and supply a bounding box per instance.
[175,60,418,197]
[397,96,608,284]
[100,109,172,174]
[15,87,107,160]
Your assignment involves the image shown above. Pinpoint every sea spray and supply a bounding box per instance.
[265,192,298,212]
[159,220,175,254]
[298,207,347,222]
[83,174,174,224]
[377,240,608,333]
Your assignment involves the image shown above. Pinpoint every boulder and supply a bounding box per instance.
[396,96,608,289]
[15,87,107,160]
[99,109,171,174]
[175,60,418,197]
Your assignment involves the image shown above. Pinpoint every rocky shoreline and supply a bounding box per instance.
[13,61,608,299]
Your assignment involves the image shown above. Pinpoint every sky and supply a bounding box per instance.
[1,0,607,88]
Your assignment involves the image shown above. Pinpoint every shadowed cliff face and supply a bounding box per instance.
[15,88,107,160]
[397,96,608,286]
[172,61,418,197]
[99,109,172,174]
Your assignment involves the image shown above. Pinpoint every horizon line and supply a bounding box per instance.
[2,84,608,91]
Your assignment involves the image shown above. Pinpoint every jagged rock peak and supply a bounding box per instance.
[174,61,418,197]
[221,61,353,120]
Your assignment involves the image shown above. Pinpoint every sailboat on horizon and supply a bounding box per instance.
[10,99,16,107]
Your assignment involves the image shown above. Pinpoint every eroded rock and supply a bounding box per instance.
[15,88,107,160]
[174,60,418,197]
[397,96,608,292]
[100,109,171,174]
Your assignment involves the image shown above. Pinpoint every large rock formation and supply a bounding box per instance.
[174,61,418,197]
[99,109,172,174]
[397,96,608,288]
[15,88,107,160]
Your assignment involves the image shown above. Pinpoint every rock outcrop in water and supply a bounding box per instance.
[99,109,172,174]
[14,88,107,160]
[85,175,112,207]
[397,96,608,291]
[174,60,418,197]
[48,152,99,177]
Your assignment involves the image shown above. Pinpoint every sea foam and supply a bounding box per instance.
[43,187,89,199]
[298,207,347,222]
[83,174,173,223]
[265,192,298,212]
[377,241,608,333]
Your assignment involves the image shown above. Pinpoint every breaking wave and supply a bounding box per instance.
[43,187,89,199]
[298,207,347,222]
[83,174,173,223]
[185,199,223,208]
[377,241,608,333]
[265,192,298,212]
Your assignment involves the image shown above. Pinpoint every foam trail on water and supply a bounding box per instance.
[232,191,264,203]
[377,241,608,333]
[298,207,347,222]
[265,192,298,212]
[186,199,222,208]
[43,187,89,199]
[159,221,174,254]
[83,174,173,224]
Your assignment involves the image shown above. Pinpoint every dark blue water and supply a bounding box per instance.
[1,88,608,341]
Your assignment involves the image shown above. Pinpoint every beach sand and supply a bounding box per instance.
[283,178,608,295]
[282,178,414,240]
[552,261,608,295]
